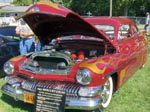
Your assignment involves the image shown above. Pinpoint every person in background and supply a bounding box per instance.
[15,19,36,55]
[145,12,150,33]
[34,36,42,52]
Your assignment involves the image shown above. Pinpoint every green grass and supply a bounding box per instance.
[0,78,33,112]
[104,53,150,112]
[0,45,150,112]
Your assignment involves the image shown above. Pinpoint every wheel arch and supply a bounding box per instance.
[110,72,118,93]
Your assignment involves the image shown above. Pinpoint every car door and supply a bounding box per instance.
[117,24,141,85]
[130,24,148,67]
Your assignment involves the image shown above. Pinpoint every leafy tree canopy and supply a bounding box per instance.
[13,0,149,16]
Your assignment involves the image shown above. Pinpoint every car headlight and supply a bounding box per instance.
[76,69,92,85]
[3,61,14,75]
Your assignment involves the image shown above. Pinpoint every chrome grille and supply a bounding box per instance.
[6,76,80,97]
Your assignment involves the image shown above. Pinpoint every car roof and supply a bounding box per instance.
[85,16,135,26]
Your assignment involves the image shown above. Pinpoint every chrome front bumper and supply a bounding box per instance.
[1,84,102,110]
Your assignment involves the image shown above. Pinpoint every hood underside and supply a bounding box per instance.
[22,2,116,50]
[23,12,102,44]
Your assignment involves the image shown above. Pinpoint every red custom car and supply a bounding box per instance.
[1,2,148,112]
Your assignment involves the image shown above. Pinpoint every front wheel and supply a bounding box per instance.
[85,76,114,112]
[101,76,113,109]
[91,76,114,112]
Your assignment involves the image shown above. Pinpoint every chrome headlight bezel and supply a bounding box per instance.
[3,61,14,75]
[76,69,92,85]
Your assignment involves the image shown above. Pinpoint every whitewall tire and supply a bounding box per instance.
[101,76,113,108]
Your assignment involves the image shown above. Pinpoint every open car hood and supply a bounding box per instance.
[22,2,116,49]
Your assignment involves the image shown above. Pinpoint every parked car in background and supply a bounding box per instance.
[0,26,20,77]
[1,2,148,112]
[0,26,17,36]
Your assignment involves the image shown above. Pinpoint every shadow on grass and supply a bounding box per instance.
[1,94,95,112]
[0,70,5,78]
[1,94,98,112]
[1,94,34,112]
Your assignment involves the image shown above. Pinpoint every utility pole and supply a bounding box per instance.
[110,0,112,16]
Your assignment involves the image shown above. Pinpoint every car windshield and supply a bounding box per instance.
[94,24,115,40]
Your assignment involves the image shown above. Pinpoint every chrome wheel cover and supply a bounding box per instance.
[101,77,113,108]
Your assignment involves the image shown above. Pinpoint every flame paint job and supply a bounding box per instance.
[80,58,111,74]
[10,56,23,62]
[26,2,72,17]
[9,2,148,88]
[1,3,148,110]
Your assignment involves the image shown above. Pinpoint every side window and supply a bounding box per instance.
[118,24,131,40]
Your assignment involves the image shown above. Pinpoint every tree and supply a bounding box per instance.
[112,0,149,16]
[70,0,110,16]
[13,0,33,5]
[12,0,150,17]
